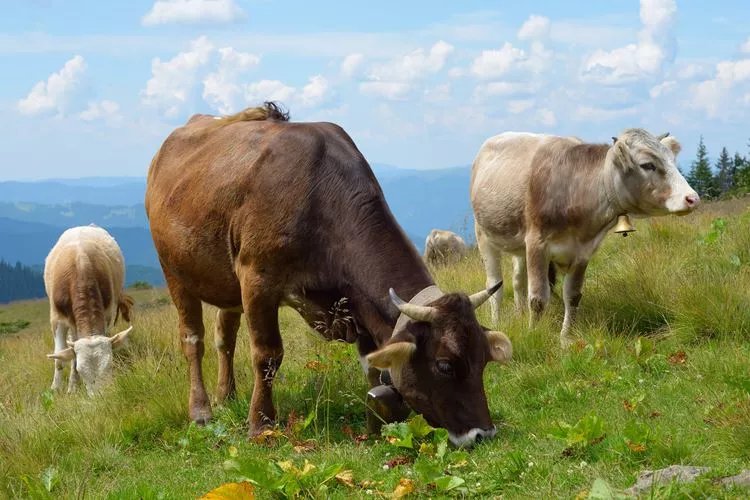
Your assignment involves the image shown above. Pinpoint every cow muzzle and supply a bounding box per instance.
[448,426,497,448]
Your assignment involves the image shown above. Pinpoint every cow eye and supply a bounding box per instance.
[640,162,656,171]
[435,359,454,377]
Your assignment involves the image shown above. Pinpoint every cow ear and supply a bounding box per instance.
[486,330,512,364]
[47,347,75,361]
[366,341,417,370]
[612,140,635,170]
[110,326,133,351]
[660,136,681,157]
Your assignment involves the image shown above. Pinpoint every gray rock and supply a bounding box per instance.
[625,465,709,496]
[721,470,750,488]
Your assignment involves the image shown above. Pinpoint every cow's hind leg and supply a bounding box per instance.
[215,309,241,403]
[476,224,503,324]
[240,273,283,436]
[66,327,79,394]
[525,234,550,327]
[164,269,211,424]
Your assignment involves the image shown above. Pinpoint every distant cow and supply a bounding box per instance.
[145,103,511,447]
[424,229,467,267]
[45,225,134,395]
[470,129,699,345]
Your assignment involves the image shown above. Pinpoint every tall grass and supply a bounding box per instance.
[1,200,749,498]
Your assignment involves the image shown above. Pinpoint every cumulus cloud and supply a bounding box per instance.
[688,58,750,118]
[202,47,260,114]
[79,100,122,124]
[368,41,454,82]
[741,36,750,54]
[581,0,677,84]
[141,36,215,117]
[573,105,638,122]
[517,15,550,41]
[471,42,526,79]
[18,55,87,117]
[423,83,451,102]
[341,53,364,79]
[508,99,535,114]
[677,63,708,80]
[244,80,295,103]
[300,75,329,107]
[536,108,556,126]
[142,0,246,26]
[473,81,538,99]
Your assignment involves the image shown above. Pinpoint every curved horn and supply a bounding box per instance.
[389,288,437,323]
[469,281,503,309]
[657,132,670,140]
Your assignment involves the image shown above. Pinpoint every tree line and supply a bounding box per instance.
[685,136,750,199]
[0,260,46,304]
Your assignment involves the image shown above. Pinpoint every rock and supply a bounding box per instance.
[625,465,709,496]
[721,470,750,487]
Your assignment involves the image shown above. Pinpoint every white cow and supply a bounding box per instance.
[470,129,700,345]
[424,229,467,267]
[44,225,134,395]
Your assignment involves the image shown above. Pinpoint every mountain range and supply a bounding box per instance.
[0,163,476,288]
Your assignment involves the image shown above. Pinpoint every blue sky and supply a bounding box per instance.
[2,0,749,180]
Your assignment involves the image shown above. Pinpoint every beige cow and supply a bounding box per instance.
[424,229,467,267]
[470,129,700,345]
[44,225,134,395]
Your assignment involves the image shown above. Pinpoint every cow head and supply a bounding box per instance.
[366,283,511,447]
[47,326,132,396]
[610,129,700,216]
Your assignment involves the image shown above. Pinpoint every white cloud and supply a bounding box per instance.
[447,67,465,78]
[473,81,535,98]
[508,99,535,114]
[677,63,708,80]
[649,80,676,98]
[581,0,677,84]
[300,75,329,107]
[536,108,556,126]
[142,0,246,26]
[689,58,750,118]
[341,53,364,79]
[471,42,526,79]
[79,100,122,124]
[202,47,260,114]
[359,81,411,100]
[572,105,638,122]
[244,80,295,103]
[18,55,86,116]
[423,83,451,102]
[741,36,750,54]
[141,36,214,117]
[517,15,550,41]
[368,41,454,82]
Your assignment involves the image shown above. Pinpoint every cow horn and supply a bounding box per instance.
[469,281,503,309]
[657,132,670,140]
[389,288,437,323]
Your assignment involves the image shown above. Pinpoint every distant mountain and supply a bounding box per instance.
[0,179,146,205]
[0,202,148,228]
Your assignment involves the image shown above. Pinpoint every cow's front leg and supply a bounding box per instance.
[215,309,242,403]
[560,261,588,347]
[525,236,550,327]
[66,328,79,394]
[242,277,283,435]
[51,322,67,392]
[512,255,528,312]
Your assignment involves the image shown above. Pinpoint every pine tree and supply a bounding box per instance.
[715,146,733,194]
[735,152,750,191]
[687,136,717,199]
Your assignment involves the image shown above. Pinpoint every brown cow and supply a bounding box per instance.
[470,129,700,346]
[44,225,134,395]
[145,103,512,446]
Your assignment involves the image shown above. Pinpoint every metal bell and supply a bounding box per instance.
[613,214,636,237]
[365,384,411,435]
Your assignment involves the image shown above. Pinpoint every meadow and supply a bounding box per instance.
[1,199,749,499]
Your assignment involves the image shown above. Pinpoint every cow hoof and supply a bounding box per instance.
[190,406,213,425]
[560,335,575,349]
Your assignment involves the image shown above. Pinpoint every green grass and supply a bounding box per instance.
[1,200,750,499]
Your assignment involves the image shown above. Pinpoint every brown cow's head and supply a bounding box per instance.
[366,283,511,447]
[610,129,700,216]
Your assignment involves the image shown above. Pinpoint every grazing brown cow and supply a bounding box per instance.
[424,229,467,267]
[44,225,134,395]
[145,103,511,446]
[470,129,700,346]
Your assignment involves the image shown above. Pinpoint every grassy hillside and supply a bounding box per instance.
[0,200,749,498]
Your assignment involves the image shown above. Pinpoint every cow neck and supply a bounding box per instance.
[596,150,633,234]
[339,225,434,347]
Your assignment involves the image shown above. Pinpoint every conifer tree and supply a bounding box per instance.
[687,136,717,199]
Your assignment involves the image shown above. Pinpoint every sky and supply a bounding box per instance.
[1,0,749,180]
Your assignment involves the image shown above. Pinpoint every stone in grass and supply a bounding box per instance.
[626,466,750,496]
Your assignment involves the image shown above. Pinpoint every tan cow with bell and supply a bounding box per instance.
[424,229,467,267]
[471,129,700,345]
[45,225,134,395]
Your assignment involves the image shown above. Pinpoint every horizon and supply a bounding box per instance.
[1,0,749,181]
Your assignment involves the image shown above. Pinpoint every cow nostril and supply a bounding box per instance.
[474,434,484,444]
[685,194,700,207]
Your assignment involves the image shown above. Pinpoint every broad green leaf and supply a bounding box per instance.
[434,475,465,492]
[408,414,434,438]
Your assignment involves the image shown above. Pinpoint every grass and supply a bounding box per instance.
[1,199,749,499]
